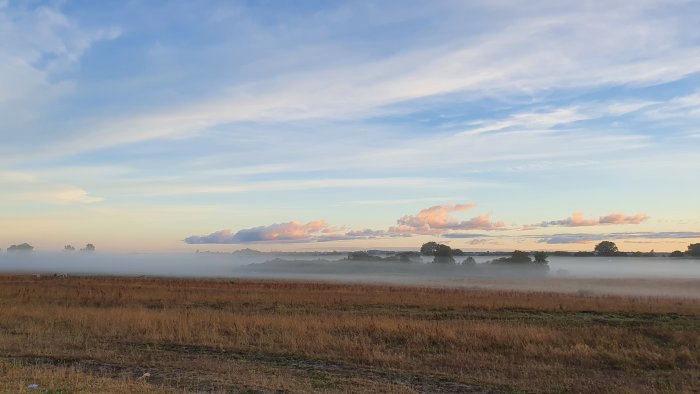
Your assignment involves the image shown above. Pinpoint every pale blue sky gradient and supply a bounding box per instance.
[1,0,699,251]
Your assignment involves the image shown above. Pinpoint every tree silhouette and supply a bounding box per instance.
[432,244,455,264]
[594,241,619,256]
[462,256,476,266]
[669,250,684,258]
[420,242,440,255]
[80,244,95,252]
[509,250,532,263]
[533,251,548,263]
[8,243,33,252]
[64,245,75,251]
[687,243,700,258]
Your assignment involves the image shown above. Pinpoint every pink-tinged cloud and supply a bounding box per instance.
[185,220,345,244]
[390,204,505,235]
[396,203,476,229]
[184,202,504,244]
[537,212,649,227]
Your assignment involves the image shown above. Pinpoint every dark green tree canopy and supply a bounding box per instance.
[490,250,535,264]
[509,250,532,263]
[533,251,548,263]
[420,242,440,255]
[594,241,619,256]
[433,244,456,264]
[687,243,700,258]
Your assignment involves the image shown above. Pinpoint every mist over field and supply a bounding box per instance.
[2,251,698,298]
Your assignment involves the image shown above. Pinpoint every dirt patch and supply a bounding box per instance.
[3,344,501,394]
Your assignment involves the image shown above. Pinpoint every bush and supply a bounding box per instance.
[669,250,684,258]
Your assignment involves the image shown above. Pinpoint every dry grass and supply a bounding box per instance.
[0,275,698,393]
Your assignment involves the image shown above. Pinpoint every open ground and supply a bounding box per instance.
[0,275,698,393]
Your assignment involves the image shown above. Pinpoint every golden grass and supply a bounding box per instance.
[0,359,166,394]
[0,275,698,393]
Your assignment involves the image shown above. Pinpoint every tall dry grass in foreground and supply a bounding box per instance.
[0,275,698,393]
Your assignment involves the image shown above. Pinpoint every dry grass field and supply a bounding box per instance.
[0,275,698,393]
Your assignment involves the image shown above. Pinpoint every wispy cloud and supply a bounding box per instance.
[40,187,104,204]
[538,231,700,244]
[535,212,649,228]
[7,1,699,160]
[0,3,120,131]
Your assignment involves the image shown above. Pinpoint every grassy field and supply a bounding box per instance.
[0,275,698,393]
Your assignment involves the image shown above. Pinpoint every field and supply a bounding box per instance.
[0,275,698,393]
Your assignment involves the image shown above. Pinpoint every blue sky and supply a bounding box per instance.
[1,0,699,252]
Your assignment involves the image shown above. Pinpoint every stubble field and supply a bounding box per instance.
[0,275,698,393]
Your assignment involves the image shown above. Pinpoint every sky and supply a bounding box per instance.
[1,0,699,253]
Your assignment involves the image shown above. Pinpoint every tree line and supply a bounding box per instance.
[2,243,96,252]
[594,241,700,258]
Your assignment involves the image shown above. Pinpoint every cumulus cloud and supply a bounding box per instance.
[389,204,505,235]
[185,202,505,244]
[185,220,343,244]
[536,212,648,227]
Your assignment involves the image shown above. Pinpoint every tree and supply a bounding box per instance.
[594,241,618,256]
[420,242,439,255]
[397,251,421,262]
[80,244,95,252]
[462,256,476,266]
[490,250,533,264]
[8,243,33,252]
[64,245,75,251]
[432,244,455,264]
[510,250,532,263]
[687,243,700,258]
[670,250,685,258]
[347,251,382,261]
[533,251,548,263]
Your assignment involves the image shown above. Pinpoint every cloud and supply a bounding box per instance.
[390,204,505,235]
[396,203,475,229]
[185,220,347,244]
[0,170,36,183]
[461,100,654,136]
[32,187,104,204]
[11,0,700,160]
[441,233,491,239]
[0,3,120,128]
[185,202,504,244]
[125,178,487,197]
[536,212,649,227]
[345,229,393,238]
[538,231,700,244]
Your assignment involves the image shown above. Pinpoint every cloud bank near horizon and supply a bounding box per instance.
[184,204,657,245]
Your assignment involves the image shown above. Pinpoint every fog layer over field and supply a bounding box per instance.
[1,252,699,297]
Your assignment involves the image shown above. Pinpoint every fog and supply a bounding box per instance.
[1,252,699,298]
